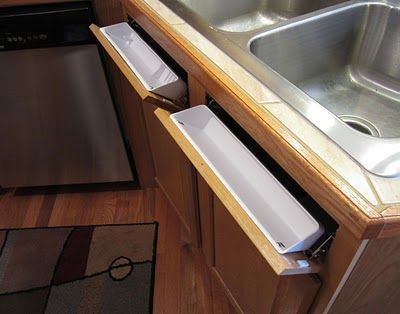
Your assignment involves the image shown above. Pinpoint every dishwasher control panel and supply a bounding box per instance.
[0,1,93,51]
[0,31,49,49]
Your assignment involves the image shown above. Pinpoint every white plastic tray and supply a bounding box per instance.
[171,105,324,254]
[100,22,186,101]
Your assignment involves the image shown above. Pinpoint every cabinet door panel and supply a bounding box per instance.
[144,103,198,243]
[214,195,279,313]
[213,195,320,313]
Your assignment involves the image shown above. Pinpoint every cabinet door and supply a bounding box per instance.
[213,195,320,314]
[214,195,279,313]
[143,103,199,244]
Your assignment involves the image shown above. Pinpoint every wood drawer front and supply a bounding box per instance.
[90,23,182,112]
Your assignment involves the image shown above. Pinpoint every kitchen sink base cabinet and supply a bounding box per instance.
[92,2,400,312]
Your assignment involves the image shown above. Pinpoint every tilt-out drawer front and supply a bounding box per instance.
[100,22,186,101]
[170,105,324,254]
[155,105,323,275]
[90,23,185,111]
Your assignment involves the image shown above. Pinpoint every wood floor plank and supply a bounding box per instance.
[182,245,214,313]
[0,189,42,229]
[113,188,144,223]
[156,202,182,313]
[180,244,198,313]
[211,273,237,314]
[34,192,57,227]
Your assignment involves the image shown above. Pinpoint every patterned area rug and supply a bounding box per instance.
[0,223,158,314]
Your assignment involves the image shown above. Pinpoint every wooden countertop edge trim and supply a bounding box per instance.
[154,107,321,276]
[381,204,400,217]
[122,0,387,239]
[378,215,400,238]
[378,205,400,238]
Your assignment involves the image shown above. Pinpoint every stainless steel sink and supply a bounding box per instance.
[174,0,344,32]
[250,3,400,139]
[248,1,400,177]
[160,0,400,177]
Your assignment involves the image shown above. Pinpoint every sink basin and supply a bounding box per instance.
[174,0,345,32]
[249,2,400,176]
[160,0,400,177]
[250,2,400,138]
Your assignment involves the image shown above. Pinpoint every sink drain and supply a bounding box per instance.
[339,115,380,137]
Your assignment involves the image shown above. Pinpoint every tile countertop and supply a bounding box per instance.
[127,0,400,238]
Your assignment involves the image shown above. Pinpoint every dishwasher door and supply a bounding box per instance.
[0,44,133,187]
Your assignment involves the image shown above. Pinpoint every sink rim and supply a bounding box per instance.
[158,0,400,178]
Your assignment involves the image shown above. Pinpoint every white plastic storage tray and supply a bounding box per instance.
[171,105,324,254]
[100,22,186,101]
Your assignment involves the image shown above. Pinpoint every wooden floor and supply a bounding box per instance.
[0,183,234,313]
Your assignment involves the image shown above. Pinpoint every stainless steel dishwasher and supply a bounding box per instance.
[0,2,133,187]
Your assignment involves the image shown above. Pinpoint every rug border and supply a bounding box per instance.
[149,222,159,314]
[0,231,8,256]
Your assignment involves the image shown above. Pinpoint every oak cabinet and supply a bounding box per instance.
[90,5,340,312]
[92,1,400,312]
